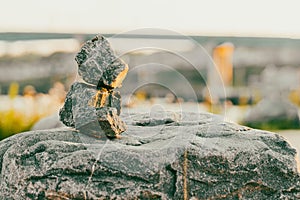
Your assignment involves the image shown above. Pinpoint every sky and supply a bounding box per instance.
[0,0,299,38]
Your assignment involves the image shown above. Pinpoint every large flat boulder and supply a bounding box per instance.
[0,112,299,199]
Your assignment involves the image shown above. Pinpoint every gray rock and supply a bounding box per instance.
[59,82,122,130]
[59,83,76,128]
[60,34,128,138]
[96,107,126,138]
[76,34,128,88]
[243,97,300,129]
[60,82,98,129]
[91,89,122,115]
[108,90,121,115]
[0,112,299,199]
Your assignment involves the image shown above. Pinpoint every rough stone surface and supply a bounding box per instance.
[243,97,300,129]
[59,82,122,133]
[91,89,122,115]
[60,82,99,129]
[76,34,128,88]
[60,34,128,138]
[96,107,126,138]
[1,112,300,199]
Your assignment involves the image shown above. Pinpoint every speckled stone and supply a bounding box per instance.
[59,82,123,135]
[60,35,128,138]
[96,107,126,138]
[76,34,128,88]
[1,112,299,199]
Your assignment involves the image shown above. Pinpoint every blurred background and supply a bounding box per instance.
[0,0,300,155]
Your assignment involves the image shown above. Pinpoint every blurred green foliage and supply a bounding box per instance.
[0,82,37,140]
[0,82,64,140]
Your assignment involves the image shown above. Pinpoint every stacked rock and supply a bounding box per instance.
[59,35,128,138]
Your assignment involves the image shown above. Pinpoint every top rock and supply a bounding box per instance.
[75,35,128,88]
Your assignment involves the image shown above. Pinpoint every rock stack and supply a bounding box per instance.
[59,35,128,138]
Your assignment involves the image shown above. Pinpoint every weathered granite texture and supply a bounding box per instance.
[59,34,128,138]
[75,34,128,88]
[59,82,122,130]
[60,82,98,129]
[0,112,299,199]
